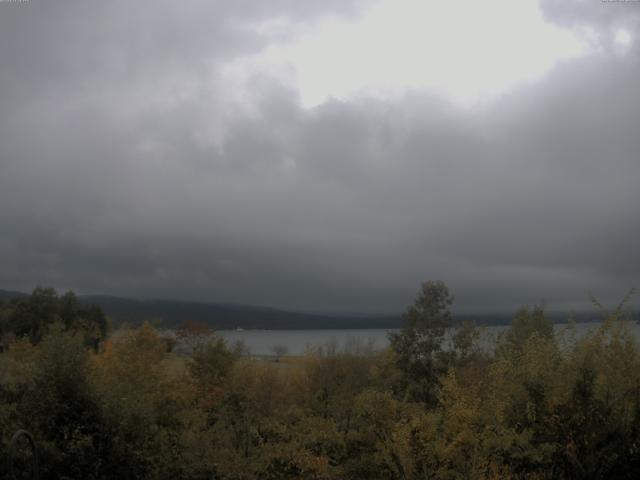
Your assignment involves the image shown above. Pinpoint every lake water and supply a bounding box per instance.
[215,321,640,356]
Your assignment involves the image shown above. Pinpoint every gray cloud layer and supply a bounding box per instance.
[0,0,638,314]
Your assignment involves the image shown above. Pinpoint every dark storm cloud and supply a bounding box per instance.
[0,0,638,314]
[540,0,640,35]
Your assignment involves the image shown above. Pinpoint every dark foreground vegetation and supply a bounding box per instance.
[1,283,639,479]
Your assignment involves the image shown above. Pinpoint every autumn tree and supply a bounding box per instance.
[190,336,237,390]
[388,280,453,405]
[176,319,213,352]
[499,303,553,354]
[18,324,105,479]
[271,344,289,362]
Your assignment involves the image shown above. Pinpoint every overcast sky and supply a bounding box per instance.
[0,0,638,314]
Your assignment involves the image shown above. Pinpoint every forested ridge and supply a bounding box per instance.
[0,288,618,330]
[0,288,404,330]
[1,283,640,479]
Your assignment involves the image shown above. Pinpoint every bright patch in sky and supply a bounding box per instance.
[229,0,588,108]
[615,29,632,47]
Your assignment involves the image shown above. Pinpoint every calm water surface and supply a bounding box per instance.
[215,322,640,356]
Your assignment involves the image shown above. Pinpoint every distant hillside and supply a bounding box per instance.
[0,288,628,330]
[80,294,402,330]
[0,289,26,301]
[0,288,401,329]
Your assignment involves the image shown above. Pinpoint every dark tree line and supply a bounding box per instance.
[0,287,107,349]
